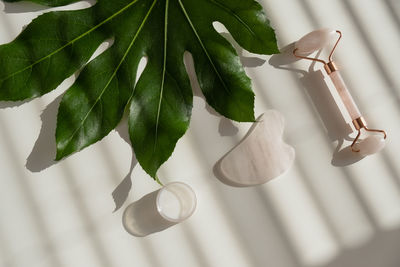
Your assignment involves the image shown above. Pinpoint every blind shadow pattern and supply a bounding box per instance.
[0,1,400,267]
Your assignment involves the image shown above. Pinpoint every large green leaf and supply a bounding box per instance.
[0,0,278,178]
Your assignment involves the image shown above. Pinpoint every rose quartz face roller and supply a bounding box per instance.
[293,29,387,156]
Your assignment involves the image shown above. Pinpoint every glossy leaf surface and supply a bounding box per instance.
[0,0,278,178]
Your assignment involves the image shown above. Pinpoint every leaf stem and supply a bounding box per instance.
[155,175,164,187]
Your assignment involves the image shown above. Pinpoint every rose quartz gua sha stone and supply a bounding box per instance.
[293,28,387,155]
[218,110,295,186]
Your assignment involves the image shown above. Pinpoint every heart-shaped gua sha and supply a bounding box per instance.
[217,110,295,187]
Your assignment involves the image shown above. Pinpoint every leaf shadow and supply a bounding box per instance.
[2,0,97,13]
[0,99,31,109]
[23,91,137,211]
[2,1,47,13]
[113,116,138,212]
[219,32,266,68]
[25,95,62,172]
[111,153,136,212]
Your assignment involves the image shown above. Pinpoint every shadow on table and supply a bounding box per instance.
[319,228,400,267]
[2,0,97,13]
[22,92,137,211]
[25,95,61,172]
[113,115,138,212]
[2,1,47,13]
[122,189,176,237]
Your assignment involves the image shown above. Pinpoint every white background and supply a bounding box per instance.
[1,0,400,266]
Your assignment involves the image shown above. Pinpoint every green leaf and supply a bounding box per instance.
[0,0,278,178]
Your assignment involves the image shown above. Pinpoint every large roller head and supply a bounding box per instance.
[294,28,337,54]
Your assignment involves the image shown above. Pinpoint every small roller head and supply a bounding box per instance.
[295,28,337,55]
[355,135,386,156]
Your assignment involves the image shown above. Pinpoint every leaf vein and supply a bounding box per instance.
[178,0,230,95]
[154,0,169,150]
[208,0,257,38]
[0,0,141,83]
[61,0,158,152]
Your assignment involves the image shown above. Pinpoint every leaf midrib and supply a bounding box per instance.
[1,0,141,82]
[60,0,158,153]
[154,0,169,150]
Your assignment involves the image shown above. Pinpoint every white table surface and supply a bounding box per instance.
[1,1,400,267]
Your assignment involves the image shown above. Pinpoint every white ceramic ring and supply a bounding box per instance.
[156,182,197,223]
